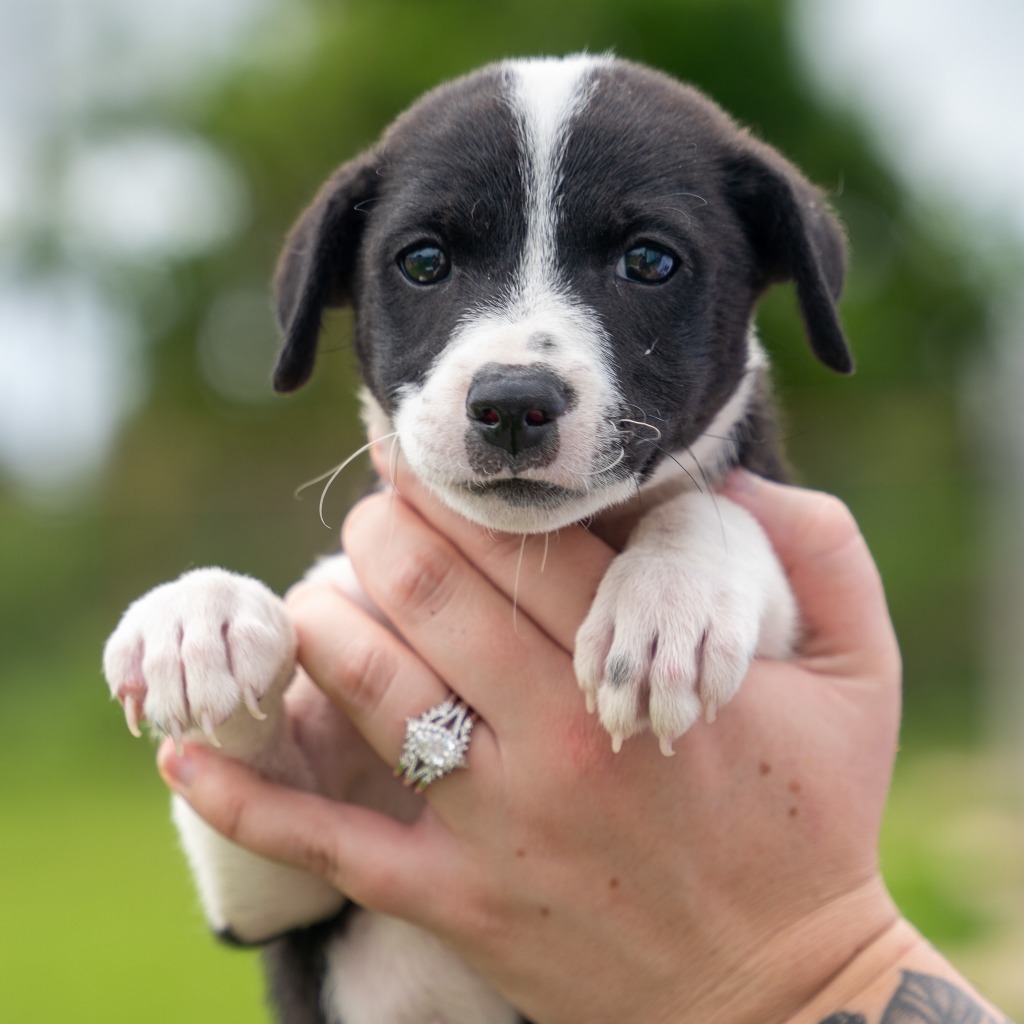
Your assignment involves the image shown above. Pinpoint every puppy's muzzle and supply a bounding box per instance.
[465,363,575,465]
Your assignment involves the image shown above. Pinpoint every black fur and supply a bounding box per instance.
[273,154,384,392]
[262,910,353,1024]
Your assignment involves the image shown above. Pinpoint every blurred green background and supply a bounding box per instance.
[2,0,1022,1019]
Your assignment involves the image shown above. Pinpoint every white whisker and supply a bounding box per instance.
[685,443,727,549]
[387,432,402,495]
[294,431,400,529]
[685,444,714,494]
[659,191,708,206]
[582,448,626,477]
[512,535,527,636]
[651,445,702,492]
[618,418,662,442]
[383,432,403,549]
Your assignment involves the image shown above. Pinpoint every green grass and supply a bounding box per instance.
[0,676,265,1023]
[881,749,1024,1016]
[1,785,265,1023]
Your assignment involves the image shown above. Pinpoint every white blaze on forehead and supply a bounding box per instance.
[390,56,641,533]
[505,55,612,304]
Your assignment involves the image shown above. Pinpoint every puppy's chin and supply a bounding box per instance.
[426,476,638,535]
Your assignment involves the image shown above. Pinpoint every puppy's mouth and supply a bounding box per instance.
[461,478,582,508]
[429,461,641,534]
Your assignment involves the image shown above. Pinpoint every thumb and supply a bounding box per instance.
[721,471,899,676]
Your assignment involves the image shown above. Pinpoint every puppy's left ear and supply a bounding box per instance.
[272,150,382,393]
[724,141,853,374]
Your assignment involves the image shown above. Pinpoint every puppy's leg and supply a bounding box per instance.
[103,566,346,942]
[574,491,797,754]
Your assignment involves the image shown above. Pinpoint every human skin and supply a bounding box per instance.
[158,469,1005,1024]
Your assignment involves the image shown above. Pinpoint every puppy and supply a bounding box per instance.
[103,54,851,1024]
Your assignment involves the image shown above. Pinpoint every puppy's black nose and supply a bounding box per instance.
[466,364,571,456]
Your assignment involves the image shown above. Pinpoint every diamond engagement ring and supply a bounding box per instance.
[396,696,475,791]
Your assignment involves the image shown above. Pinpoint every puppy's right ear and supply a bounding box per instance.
[272,151,382,393]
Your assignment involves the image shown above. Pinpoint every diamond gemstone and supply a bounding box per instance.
[397,698,474,790]
[416,725,458,767]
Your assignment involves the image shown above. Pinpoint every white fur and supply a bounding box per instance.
[173,796,346,942]
[103,567,346,941]
[575,489,797,754]
[506,55,611,313]
[322,914,520,1024]
[102,568,297,755]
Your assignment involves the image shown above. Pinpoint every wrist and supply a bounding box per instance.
[785,918,1003,1024]
[647,880,899,1024]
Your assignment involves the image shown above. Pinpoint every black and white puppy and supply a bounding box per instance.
[103,54,851,1024]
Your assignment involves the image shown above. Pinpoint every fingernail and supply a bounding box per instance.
[158,741,196,791]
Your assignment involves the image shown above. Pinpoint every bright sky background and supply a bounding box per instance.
[1,0,1021,502]
[795,0,1024,250]
[0,0,276,500]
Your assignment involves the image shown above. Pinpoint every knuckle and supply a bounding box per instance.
[353,859,411,913]
[805,492,861,553]
[385,543,459,622]
[343,495,463,623]
[327,632,397,718]
[446,899,506,953]
[294,833,343,886]
[340,492,388,551]
[215,788,249,846]
[812,490,855,526]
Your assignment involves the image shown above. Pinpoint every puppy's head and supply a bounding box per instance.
[273,56,850,533]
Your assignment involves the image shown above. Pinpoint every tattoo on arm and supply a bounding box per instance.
[817,971,1012,1024]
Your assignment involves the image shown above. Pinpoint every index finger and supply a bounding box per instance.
[340,490,583,726]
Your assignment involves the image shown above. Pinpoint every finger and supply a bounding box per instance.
[720,471,899,674]
[156,739,441,919]
[286,580,499,786]
[341,490,578,723]
[371,447,615,652]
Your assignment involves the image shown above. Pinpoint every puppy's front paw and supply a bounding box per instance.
[574,551,763,756]
[103,568,296,752]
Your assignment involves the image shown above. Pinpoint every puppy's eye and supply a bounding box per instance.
[398,244,450,285]
[616,245,677,284]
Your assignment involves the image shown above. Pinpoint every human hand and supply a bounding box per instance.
[158,468,905,1024]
